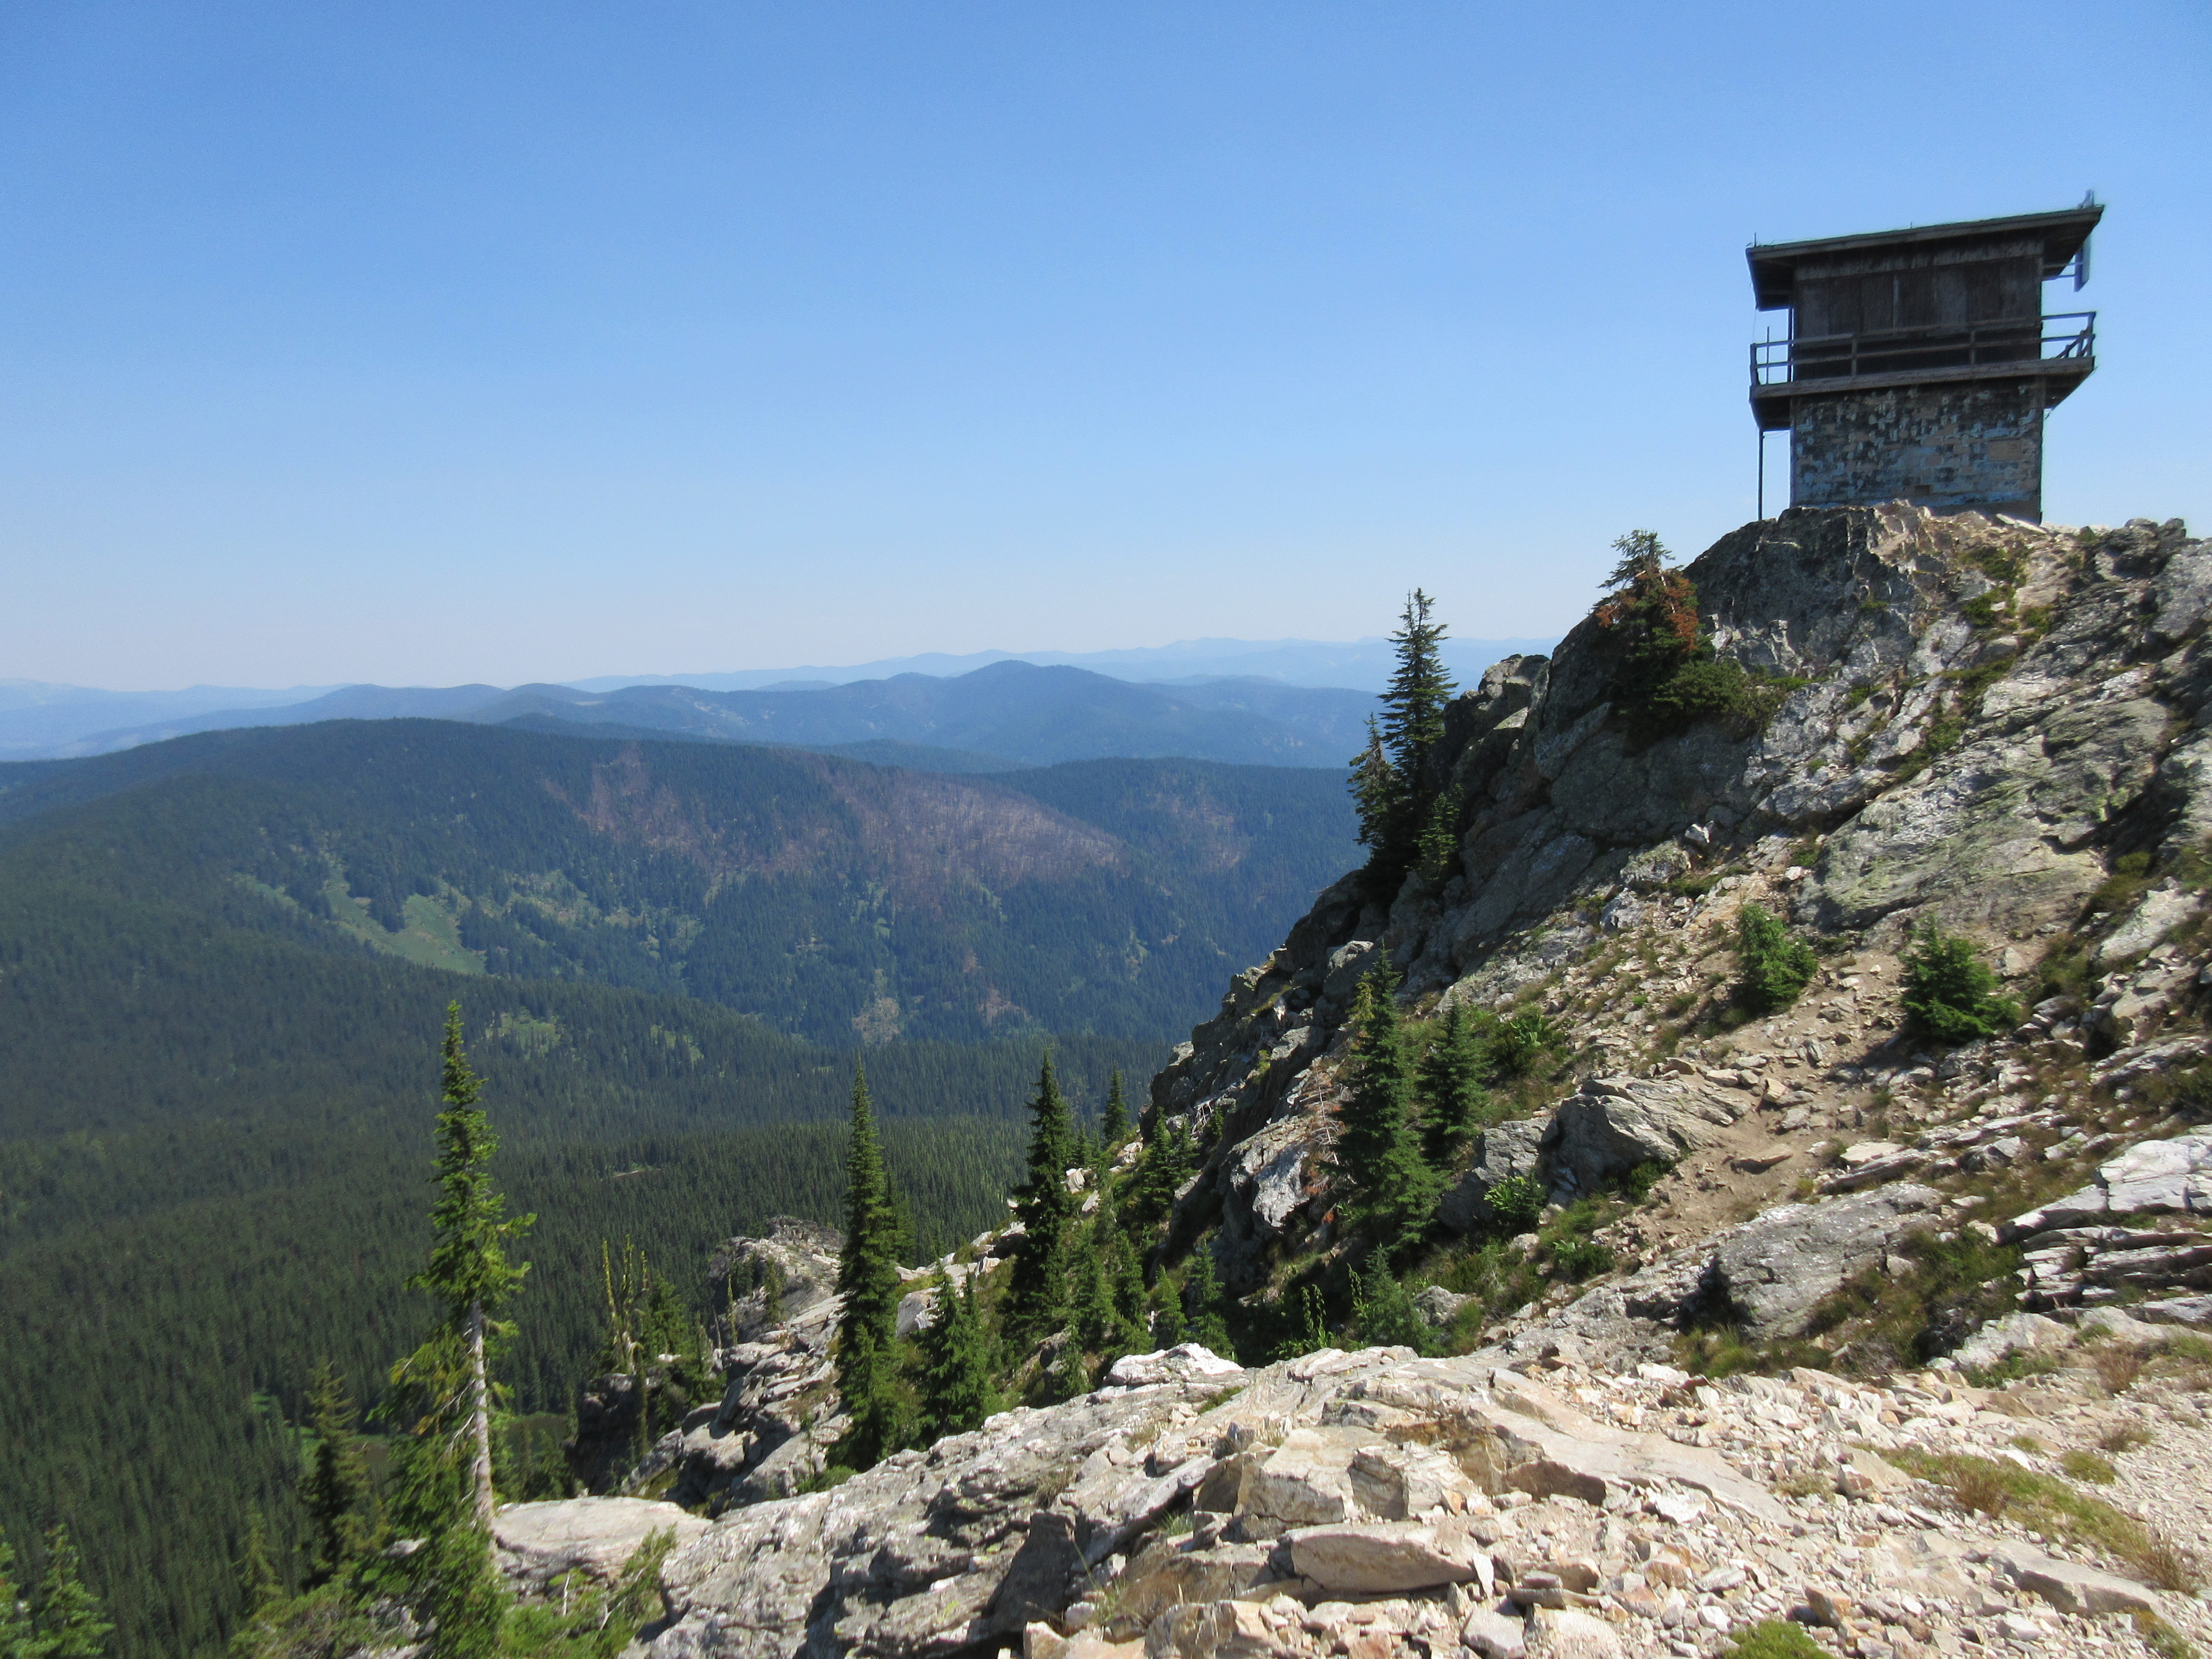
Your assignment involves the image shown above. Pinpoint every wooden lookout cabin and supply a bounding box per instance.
[1748,204,2102,522]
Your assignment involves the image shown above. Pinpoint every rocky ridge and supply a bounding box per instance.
[498,505,2212,1658]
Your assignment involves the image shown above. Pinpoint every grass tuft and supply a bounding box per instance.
[2059,1449,2117,1484]
[1890,1448,2203,1593]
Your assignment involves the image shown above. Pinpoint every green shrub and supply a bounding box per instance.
[1487,1011,1561,1078]
[1618,1160,1669,1203]
[1643,658,1755,732]
[1901,920,2019,1043]
[1722,1621,1827,1659]
[1346,1257,1439,1355]
[2062,1449,2118,1484]
[1483,1173,1544,1234]
[1734,904,1817,1012]
[1551,1236,1616,1281]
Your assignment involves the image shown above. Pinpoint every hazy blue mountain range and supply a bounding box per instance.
[0,679,342,757]
[565,633,1558,694]
[2,633,1556,761]
[19,661,1387,767]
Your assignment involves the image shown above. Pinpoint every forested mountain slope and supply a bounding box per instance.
[0,844,1155,1659]
[0,720,1357,1045]
[2,722,1315,1657]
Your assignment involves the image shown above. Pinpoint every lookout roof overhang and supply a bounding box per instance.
[1748,206,2104,310]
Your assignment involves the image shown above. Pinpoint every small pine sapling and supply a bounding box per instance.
[1179,1245,1233,1355]
[1734,904,1818,1013]
[1100,1069,1131,1146]
[1332,958,1440,1261]
[1347,1256,1437,1355]
[1902,920,2020,1043]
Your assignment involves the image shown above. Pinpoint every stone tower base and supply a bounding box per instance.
[1790,378,2045,521]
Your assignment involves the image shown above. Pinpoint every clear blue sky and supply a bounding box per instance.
[4,1,2205,690]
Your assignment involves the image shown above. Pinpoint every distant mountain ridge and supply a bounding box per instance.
[20,661,1385,767]
[565,634,1558,693]
[1,634,1559,760]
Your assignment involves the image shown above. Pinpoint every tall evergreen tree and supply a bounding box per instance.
[237,1510,283,1618]
[1100,1070,1131,1146]
[1351,592,1458,890]
[29,1527,110,1659]
[1415,1002,1490,1170]
[302,1361,369,1588]
[1004,1057,1080,1343]
[403,1003,534,1534]
[1380,589,1454,797]
[916,1274,998,1442]
[0,1536,35,1659]
[1333,959,1440,1260]
[832,1064,906,1470]
[1124,1118,1197,1238]
[1179,1244,1233,1355]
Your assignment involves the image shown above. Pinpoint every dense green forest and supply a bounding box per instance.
[0,719,1356,1045]
[0,728,1216,1659]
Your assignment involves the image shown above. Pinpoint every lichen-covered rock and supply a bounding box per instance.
[650,1377,1226,1658]
[2004,1127,2212,1238]
[1539,1076,1738,1201]
[1437,1118,1547,1234]
[1699,1183,1943,1338]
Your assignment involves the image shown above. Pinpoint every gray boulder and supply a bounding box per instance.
[1700,1184,1943,1338]
[1540,1075,1737,1201]
[1287,1520,1490,1594]
[1438,1118,1547,1233]
[491,1497,708,1598]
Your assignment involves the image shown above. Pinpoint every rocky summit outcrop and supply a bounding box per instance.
[1151,506,2212,1297]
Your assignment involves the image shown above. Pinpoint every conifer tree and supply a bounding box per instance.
[1347,1256,1435,1354]
[1100,1070,1131,1145]
[1124,1118,1197,1237]
[832,1064,906,1470]
[1179,1244,1233,1355]
[917,1274,998,1442]
[29,1527,110,1659]
[1381,589,1453,802]
[403,1003,533,1534]
[302,1361,369,1588]
[0,1536,35,1659]
[1070,1241,1114,1357]
[1351,592,1457,890]
[1005,1057,1080,1343]
[1333,959,1440,1260]
[1149,1281,1185,1348]
[238,1510,283,1618]
[1106,1203,1149,1339]
[382,1445,503,1659]
[1415,1003,1489,1170]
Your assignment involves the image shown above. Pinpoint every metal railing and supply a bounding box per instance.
[1752,312,2094,387]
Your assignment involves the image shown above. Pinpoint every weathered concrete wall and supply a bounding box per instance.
[1790,378,2044,520]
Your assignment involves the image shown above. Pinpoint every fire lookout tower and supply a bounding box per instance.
[1748,204,2101,522]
